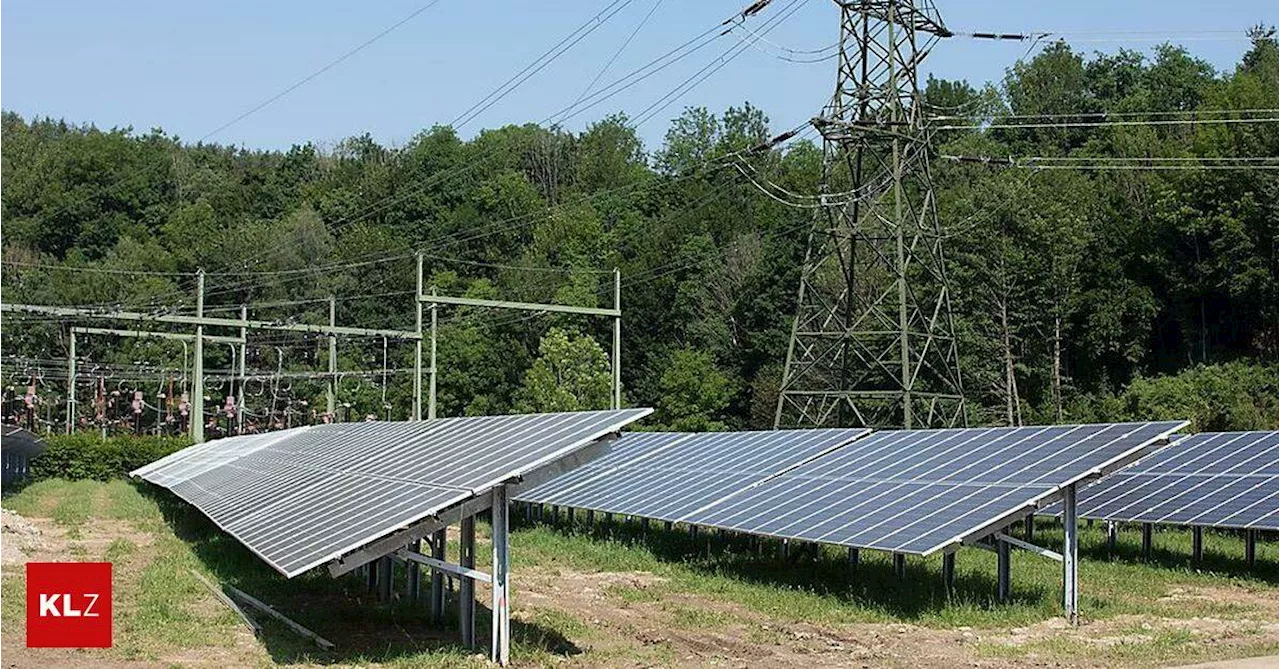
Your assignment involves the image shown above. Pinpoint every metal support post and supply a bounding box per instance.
[327,296,337,419]
[1062,483,1079,624]
[66,331,76,433]
[997,539,1011,603]
[612,268,621,410]
[640,517,649,534]
[1246,529,1256,567]
[1107,521,1117,555]
[379,555,394,602]
[604,512,612,524]
[1141,523,1153,560]
[1024,515,1034,540]
[430,528,446,623]
[664,520,673,532]
[490,486,511,666]
[688,524,698,540]
[942,552,956,595]
[893,553,906,579]
[414,253,423,420]
[1191,526,1203,561]
[847,547,860,570]
[586,509,594,528]
[237,305,247,434]
[428,287,438,420]
[781,539,791,560]
[406,541,421,603]
[460,515,476,648]
[551,505,559,524]
[193,269,205,443]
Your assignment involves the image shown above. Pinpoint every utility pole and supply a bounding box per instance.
[775,0,965,429]
[238,305,247,434]
[428,287,438,420]
[327,296,337,421]
[612,269,622,410]
[66,330,76,434]
[414,252,424,421]
[193,269,205,443]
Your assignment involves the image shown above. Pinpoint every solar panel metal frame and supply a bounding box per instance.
[684,421,1189,556]
[513,428,874,524]
[132,409,652,577]
[1045,431,1278,531]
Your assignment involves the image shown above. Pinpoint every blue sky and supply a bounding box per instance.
[3,1,1275,152]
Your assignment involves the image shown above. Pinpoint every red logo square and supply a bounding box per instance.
[26,562,113,648]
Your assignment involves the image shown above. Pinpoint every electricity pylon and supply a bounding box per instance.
[774,0,965,429]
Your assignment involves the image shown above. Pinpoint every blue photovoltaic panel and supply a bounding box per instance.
[133,409,651,576]
[1062,431,1278,530]
[515,428,871,523]
[692,421,1187,555]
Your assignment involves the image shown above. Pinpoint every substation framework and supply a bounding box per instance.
[775,0,966,430]
[3,253,624,441]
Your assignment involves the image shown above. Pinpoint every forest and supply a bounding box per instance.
[1,36,1276,434]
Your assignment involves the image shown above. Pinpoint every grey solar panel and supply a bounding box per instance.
[515,428,872,523]
[692,422,1187,555]
[1060,431,1278,531]
[133,409,651,576]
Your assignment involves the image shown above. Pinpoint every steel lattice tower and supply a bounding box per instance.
[774,0,965,429]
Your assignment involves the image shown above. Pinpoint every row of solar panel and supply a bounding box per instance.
[516,421,1208,555]
[1043,431,1278,530]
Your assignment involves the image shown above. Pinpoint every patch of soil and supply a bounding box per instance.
[1,509,49,565]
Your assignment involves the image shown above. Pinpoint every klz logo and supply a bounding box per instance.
[26,562,112,648]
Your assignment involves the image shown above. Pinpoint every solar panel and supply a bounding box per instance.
[515,428,871,523]
[1060,431,1278,531]
[133,409,651,576]
[691,422,1187,555]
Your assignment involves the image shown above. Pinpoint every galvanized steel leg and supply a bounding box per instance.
[997,539,1011,603]
[586,509,594,528]
[1024,515,1034,540]
[689,524,698,539]
[1191,526,1203,562]
[1063,483,1079,625]
[604,512,613,524]
[664,520,673,532]
[1107,521,1117,555]
[430,528,446,623]
[847,547,860,570]
[1141,523,1153,560]
[942,552,956,595]
[491,486,511,665]
[893,553,906,579]
[1246,529,1257,567]
[460,515,476,648]
[407,541,421,603]
[379,555,394,602]
[641,517,649,534]
[781,539,790,560]
[367,559,378,592]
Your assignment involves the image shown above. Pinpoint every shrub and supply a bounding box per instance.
[28,434,192,481]
[1069,361,1278,432]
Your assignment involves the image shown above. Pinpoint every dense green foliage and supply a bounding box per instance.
[27,434,192,481]
[2,37,1275,431]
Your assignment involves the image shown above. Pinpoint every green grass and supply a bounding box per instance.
[2,482,1276,667]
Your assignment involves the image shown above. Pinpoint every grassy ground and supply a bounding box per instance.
[1,479,1276,667]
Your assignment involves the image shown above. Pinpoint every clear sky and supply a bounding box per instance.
[3,1,1275,152]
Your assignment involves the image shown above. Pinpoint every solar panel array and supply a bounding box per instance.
[133,409,651,577]
[524,421,1187,555]
[694,422,1186,554]
[1060,431,1278,531]
[515,428,870,522]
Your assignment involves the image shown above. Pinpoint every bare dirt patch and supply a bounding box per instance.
[1,509,49,566]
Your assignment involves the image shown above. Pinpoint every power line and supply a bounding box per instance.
[199,1,445,142]
[930,108,1279,122]
[936,117,1279,130]
[450,0,637,130]
[567,0,666,114]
